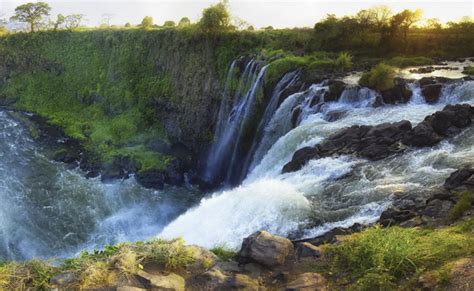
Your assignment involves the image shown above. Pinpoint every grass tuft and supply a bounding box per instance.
[449,191,473,221]
[210,245,237,262]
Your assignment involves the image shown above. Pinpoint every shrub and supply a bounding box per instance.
[210,245,237,261]
[462,66,474,75]
[449,191,474,220]
[140,238,196,270]
[335,52,353,70]
[359,63,396,91]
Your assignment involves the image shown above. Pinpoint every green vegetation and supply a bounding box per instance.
[210,245,237,261]
[265,51,351,85]
[323,219,474,289]
[10,1,51,32]
[0,238,197,290]
[462,66,474,75]
[385,56,434,67]
[449,191,474,220]
[140,16,153,30]
[359,63,396,91]
[199,0,232,33]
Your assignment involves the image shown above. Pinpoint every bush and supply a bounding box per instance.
[462,66,474,75]
[335,52,353,70]
[359,63,396,91]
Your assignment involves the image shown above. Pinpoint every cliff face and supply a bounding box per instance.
[0,30,254,183]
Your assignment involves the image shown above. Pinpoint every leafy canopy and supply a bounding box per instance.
[10,1,51,32]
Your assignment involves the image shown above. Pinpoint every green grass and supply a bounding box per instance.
[449,191,474,221]
[385,56,434,68]
[210,245,237,261]
[324,219,474,289]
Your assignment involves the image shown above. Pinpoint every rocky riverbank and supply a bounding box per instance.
[0,169,472,290]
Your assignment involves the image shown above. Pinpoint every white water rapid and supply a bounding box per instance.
[161,68,474,249]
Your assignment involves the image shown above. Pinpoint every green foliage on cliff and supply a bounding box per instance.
[449,191,474,220]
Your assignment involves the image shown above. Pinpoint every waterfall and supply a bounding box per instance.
[161,79,474,249]
[204,58,267,186]
[239,70,301,181]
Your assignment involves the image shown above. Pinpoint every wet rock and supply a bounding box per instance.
[402,122,442,147]
[444,168,474,190]
[135,169,165,190]
[137,270,185,290]
[282,147,320,173]
[283,120,412,173]
[418,76,449,87]
[379,208,417,227]
[286,272,327,291]
[323,80,346,102]
[380,78,412,104]
[296,224,364,246]
[238,231,294,268]
[291,105,302,128]
[410,67,435,74]
[101,156,138,182]
[421,84,442,103]
[165,159,186,185]
[295,242,322,259]
[422,199,454,218]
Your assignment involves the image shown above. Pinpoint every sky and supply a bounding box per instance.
[0,0,473,28]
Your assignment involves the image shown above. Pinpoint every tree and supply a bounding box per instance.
[64,14,83,31]
[140,16,153,30]
[163,20,175,27]
[124,22,131,28]
[426,18,442,31]
[54,14,65,30]
[178,17,191,27]
[199,0,231,33]
[368,5,392,28]
[10,2,51,32]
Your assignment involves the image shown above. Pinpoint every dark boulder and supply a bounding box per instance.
[282,147,320,173]
[283,104,473,173]
[323,80,346,102]
[421,84,442,103]
[444,168,474,190]
[291,105,302,128]
[402,122,443,147]
[379,208,417,227]
[165,159,186,185]
[418,76,449,87]
[135,169,165,190]
[380,78,412,104]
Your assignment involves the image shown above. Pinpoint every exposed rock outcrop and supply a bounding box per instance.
[238,231,294,268]
[283,104,474,173]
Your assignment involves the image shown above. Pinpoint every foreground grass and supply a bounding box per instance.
[1,218,473,290]
[322,218,474,290]
[0,238,196,290]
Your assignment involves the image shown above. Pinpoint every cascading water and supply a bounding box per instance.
[161,74,474,249]
[2,59,473,261]
[204,58,268,186]
[0,111,200,260]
